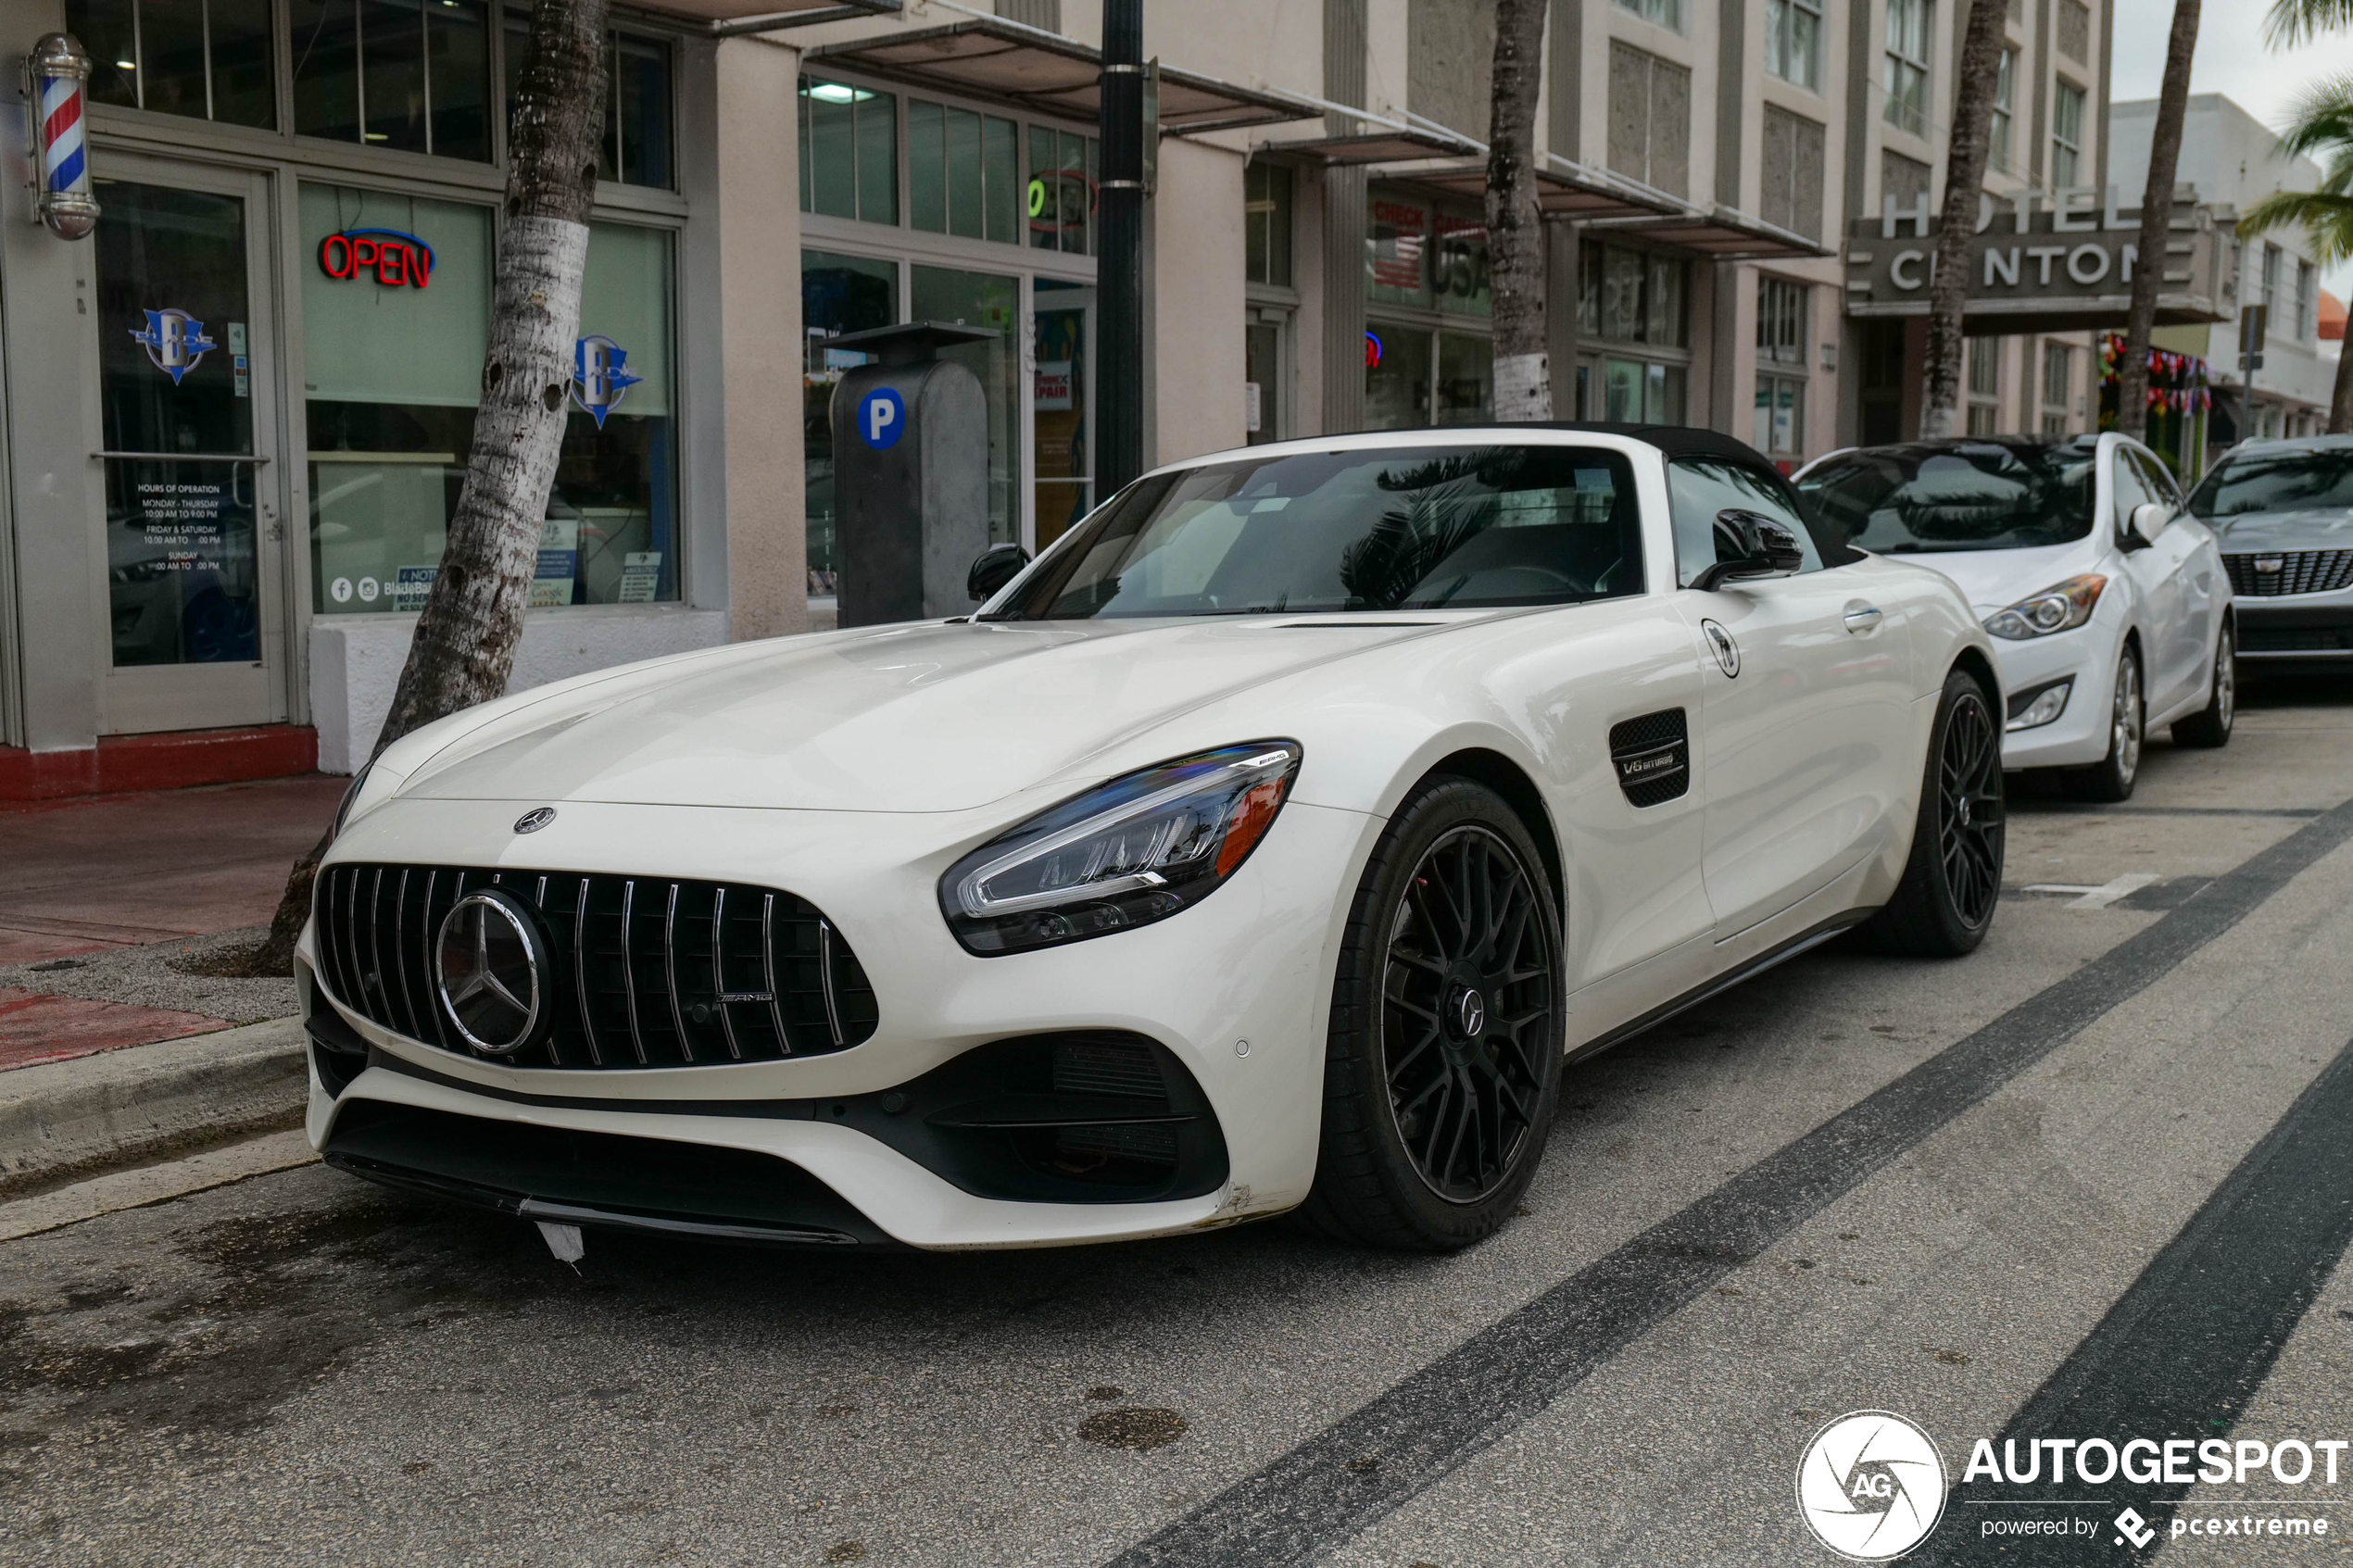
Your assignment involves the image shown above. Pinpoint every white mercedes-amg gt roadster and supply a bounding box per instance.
[301,426,2005,1253]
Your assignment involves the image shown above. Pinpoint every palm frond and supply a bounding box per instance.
[2265,0,2353,48]
[2238,190,2353,267]
[2271,73,2353,162]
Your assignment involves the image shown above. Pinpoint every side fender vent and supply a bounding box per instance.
[1609,709,1691,808]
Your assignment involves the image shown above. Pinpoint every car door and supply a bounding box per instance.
[2126,445,2215,713]
[1668,456,1915,940]
[2109,443,2196,714]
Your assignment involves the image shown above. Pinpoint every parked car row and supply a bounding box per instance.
[296,420,2332,1261]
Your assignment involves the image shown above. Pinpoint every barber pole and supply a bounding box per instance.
[25,33,99,240]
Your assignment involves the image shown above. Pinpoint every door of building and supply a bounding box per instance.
[1033,279,1093,548]
[90,163,284,735]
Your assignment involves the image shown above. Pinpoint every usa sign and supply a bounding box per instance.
[319,228,435,290]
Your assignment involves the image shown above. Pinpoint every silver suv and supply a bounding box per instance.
[2188,434,2353,668]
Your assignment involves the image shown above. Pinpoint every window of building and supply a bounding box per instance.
[71,0,275,127]
[1967,337,2001,435]
[292,0,491,159]
[1246,163,1295,289]
[1760,106,1826,241]
[1367,197,1491,316]
[909,99,1022,244]
[2262,243,2281,329]
[1028,125,1101,255]
[1883,0,1931,137]
[2042,340,2072,434]
[799,76,899,225]
[1755,278,1808,458]
[2052,82,2085,188]
[801,250,898,596]
[503,17,675,188]
[1990,49,2017,174]
[1575,239,1689,423]
[303,186,675,616]
[1608,41,1692,197]
[1612,0,1684,30]
[1764,0,1822,91]
[2057,0,2091,63]
[1364,192,1493,430]
[2297,258,2317,339]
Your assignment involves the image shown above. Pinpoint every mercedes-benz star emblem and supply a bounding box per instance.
[434,889,547,1055]
[513,807,557,834]
[1456,987,1487,1037]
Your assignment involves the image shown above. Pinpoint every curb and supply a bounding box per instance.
[0,1017,308,1199]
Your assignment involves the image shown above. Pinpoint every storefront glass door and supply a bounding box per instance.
[910,264,1021,546]
[1034,278,1092,546]
[92,166,283,734]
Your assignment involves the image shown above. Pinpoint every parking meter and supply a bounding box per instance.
[827,321,996,626]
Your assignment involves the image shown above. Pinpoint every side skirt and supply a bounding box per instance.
[1564,910,1875,1067]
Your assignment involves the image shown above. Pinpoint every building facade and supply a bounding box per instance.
[0,0,2122,789]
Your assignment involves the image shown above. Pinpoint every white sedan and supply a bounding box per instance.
[1796,433,2235,799]
[303,426,2002,1254]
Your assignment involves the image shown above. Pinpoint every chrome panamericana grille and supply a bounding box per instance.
[2222,549,2353,597]
[313,864,878,1069]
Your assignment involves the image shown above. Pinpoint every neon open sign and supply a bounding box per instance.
[318,228,435,289]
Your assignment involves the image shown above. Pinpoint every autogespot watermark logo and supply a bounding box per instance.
[1798,1411,1948,1561]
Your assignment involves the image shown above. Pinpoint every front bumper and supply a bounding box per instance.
[302,795,1372,1250]
[2231,588,2353,666]
[1989,628,2117,771]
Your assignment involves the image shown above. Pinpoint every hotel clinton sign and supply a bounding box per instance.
[1844,186,2233,334]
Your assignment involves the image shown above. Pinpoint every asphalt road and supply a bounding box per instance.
[6,681,2353,1568]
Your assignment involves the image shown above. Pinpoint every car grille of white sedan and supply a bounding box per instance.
[313,862,878,1068]
[2223,549,2353,596]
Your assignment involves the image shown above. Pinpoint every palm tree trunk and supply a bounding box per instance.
[258,0,610,972]
[2120,0,2202,443]
[1919,0,2012,440]
[1487,0,1552,420]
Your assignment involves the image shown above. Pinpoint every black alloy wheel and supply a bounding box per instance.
[1381,824,1556,1204]
[1858,669,2007,958]
[1936,684,2005,929]
[1300,779,1566,1251]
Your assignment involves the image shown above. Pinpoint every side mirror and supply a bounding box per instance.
[967,542,1030,603]
[2129,501,2172,546]
[1692,508,1806,592]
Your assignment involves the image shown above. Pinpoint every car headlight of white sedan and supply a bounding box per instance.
[1982,573,2107,639]
[940,742,1300,955]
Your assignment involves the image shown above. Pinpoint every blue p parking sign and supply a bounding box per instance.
[858,387,906,450]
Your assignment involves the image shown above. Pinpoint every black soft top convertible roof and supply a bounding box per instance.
[1342,421,1779,470]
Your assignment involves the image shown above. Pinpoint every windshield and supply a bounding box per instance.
[1796,442,2096,554]
[2188,447,2353,521]
[986,445,1645,620]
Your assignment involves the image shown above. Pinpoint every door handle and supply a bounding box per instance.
[1843,604,1884,633]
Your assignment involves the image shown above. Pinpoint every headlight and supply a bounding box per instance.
[330,761,374,842]
[940,741,1302,955]
[1982,574,2108,640]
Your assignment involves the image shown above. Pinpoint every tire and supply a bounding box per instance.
[2062,642,2145,803]
[1857,667,2006,958]
[1298,778,1566,1251]
[2171,621,2236,748]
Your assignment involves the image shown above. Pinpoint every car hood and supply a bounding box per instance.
[1878,539,2099,614]
[2208,508,2353,551]
[396,615,1457,813]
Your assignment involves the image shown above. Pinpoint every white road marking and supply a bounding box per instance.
[0,1128,317,1243]
[2020,873,2163,909]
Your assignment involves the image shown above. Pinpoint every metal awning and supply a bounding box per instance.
[1265,129,1479,164]
[623,0,898,30]
[1374,158,1683,223]
[1583,203,1833,260]
[806,19,1322,133]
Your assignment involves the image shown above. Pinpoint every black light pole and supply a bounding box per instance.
[1096,0,1145,496]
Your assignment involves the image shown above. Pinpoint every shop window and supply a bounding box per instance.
[1364,320,1434,430]
[293,0,491,160]
[1368,196,1431,308]
[1990,49,2018,175]
[1756,275,1806,448]
[1246,163,1294,289]
[1759,107,1825,242]
[505,18,673,188]
[2052,82,2084,189]
[801,250,899,596]
[1437,332,1494,422]
[910,99,1021,245]
[799,76,899,225]
[1764,0,1820,91]
[1612,0,1683,31]
[1756,373,1805,454]
[1607,42,1690,197]
[1028,125,1100,255]
[1967,336,2001,435]
[72,0,275,127]
[304,186,676,615]
[1434,214,1492,318]
[1883,0,1931,137]
[1578,240,1687,349]
[1035,278,1092,546]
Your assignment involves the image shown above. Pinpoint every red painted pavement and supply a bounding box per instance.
[0,986,233,1070]
[0,724,317,802]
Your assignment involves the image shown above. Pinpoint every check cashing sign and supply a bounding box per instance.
[1843,186,2233,335]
